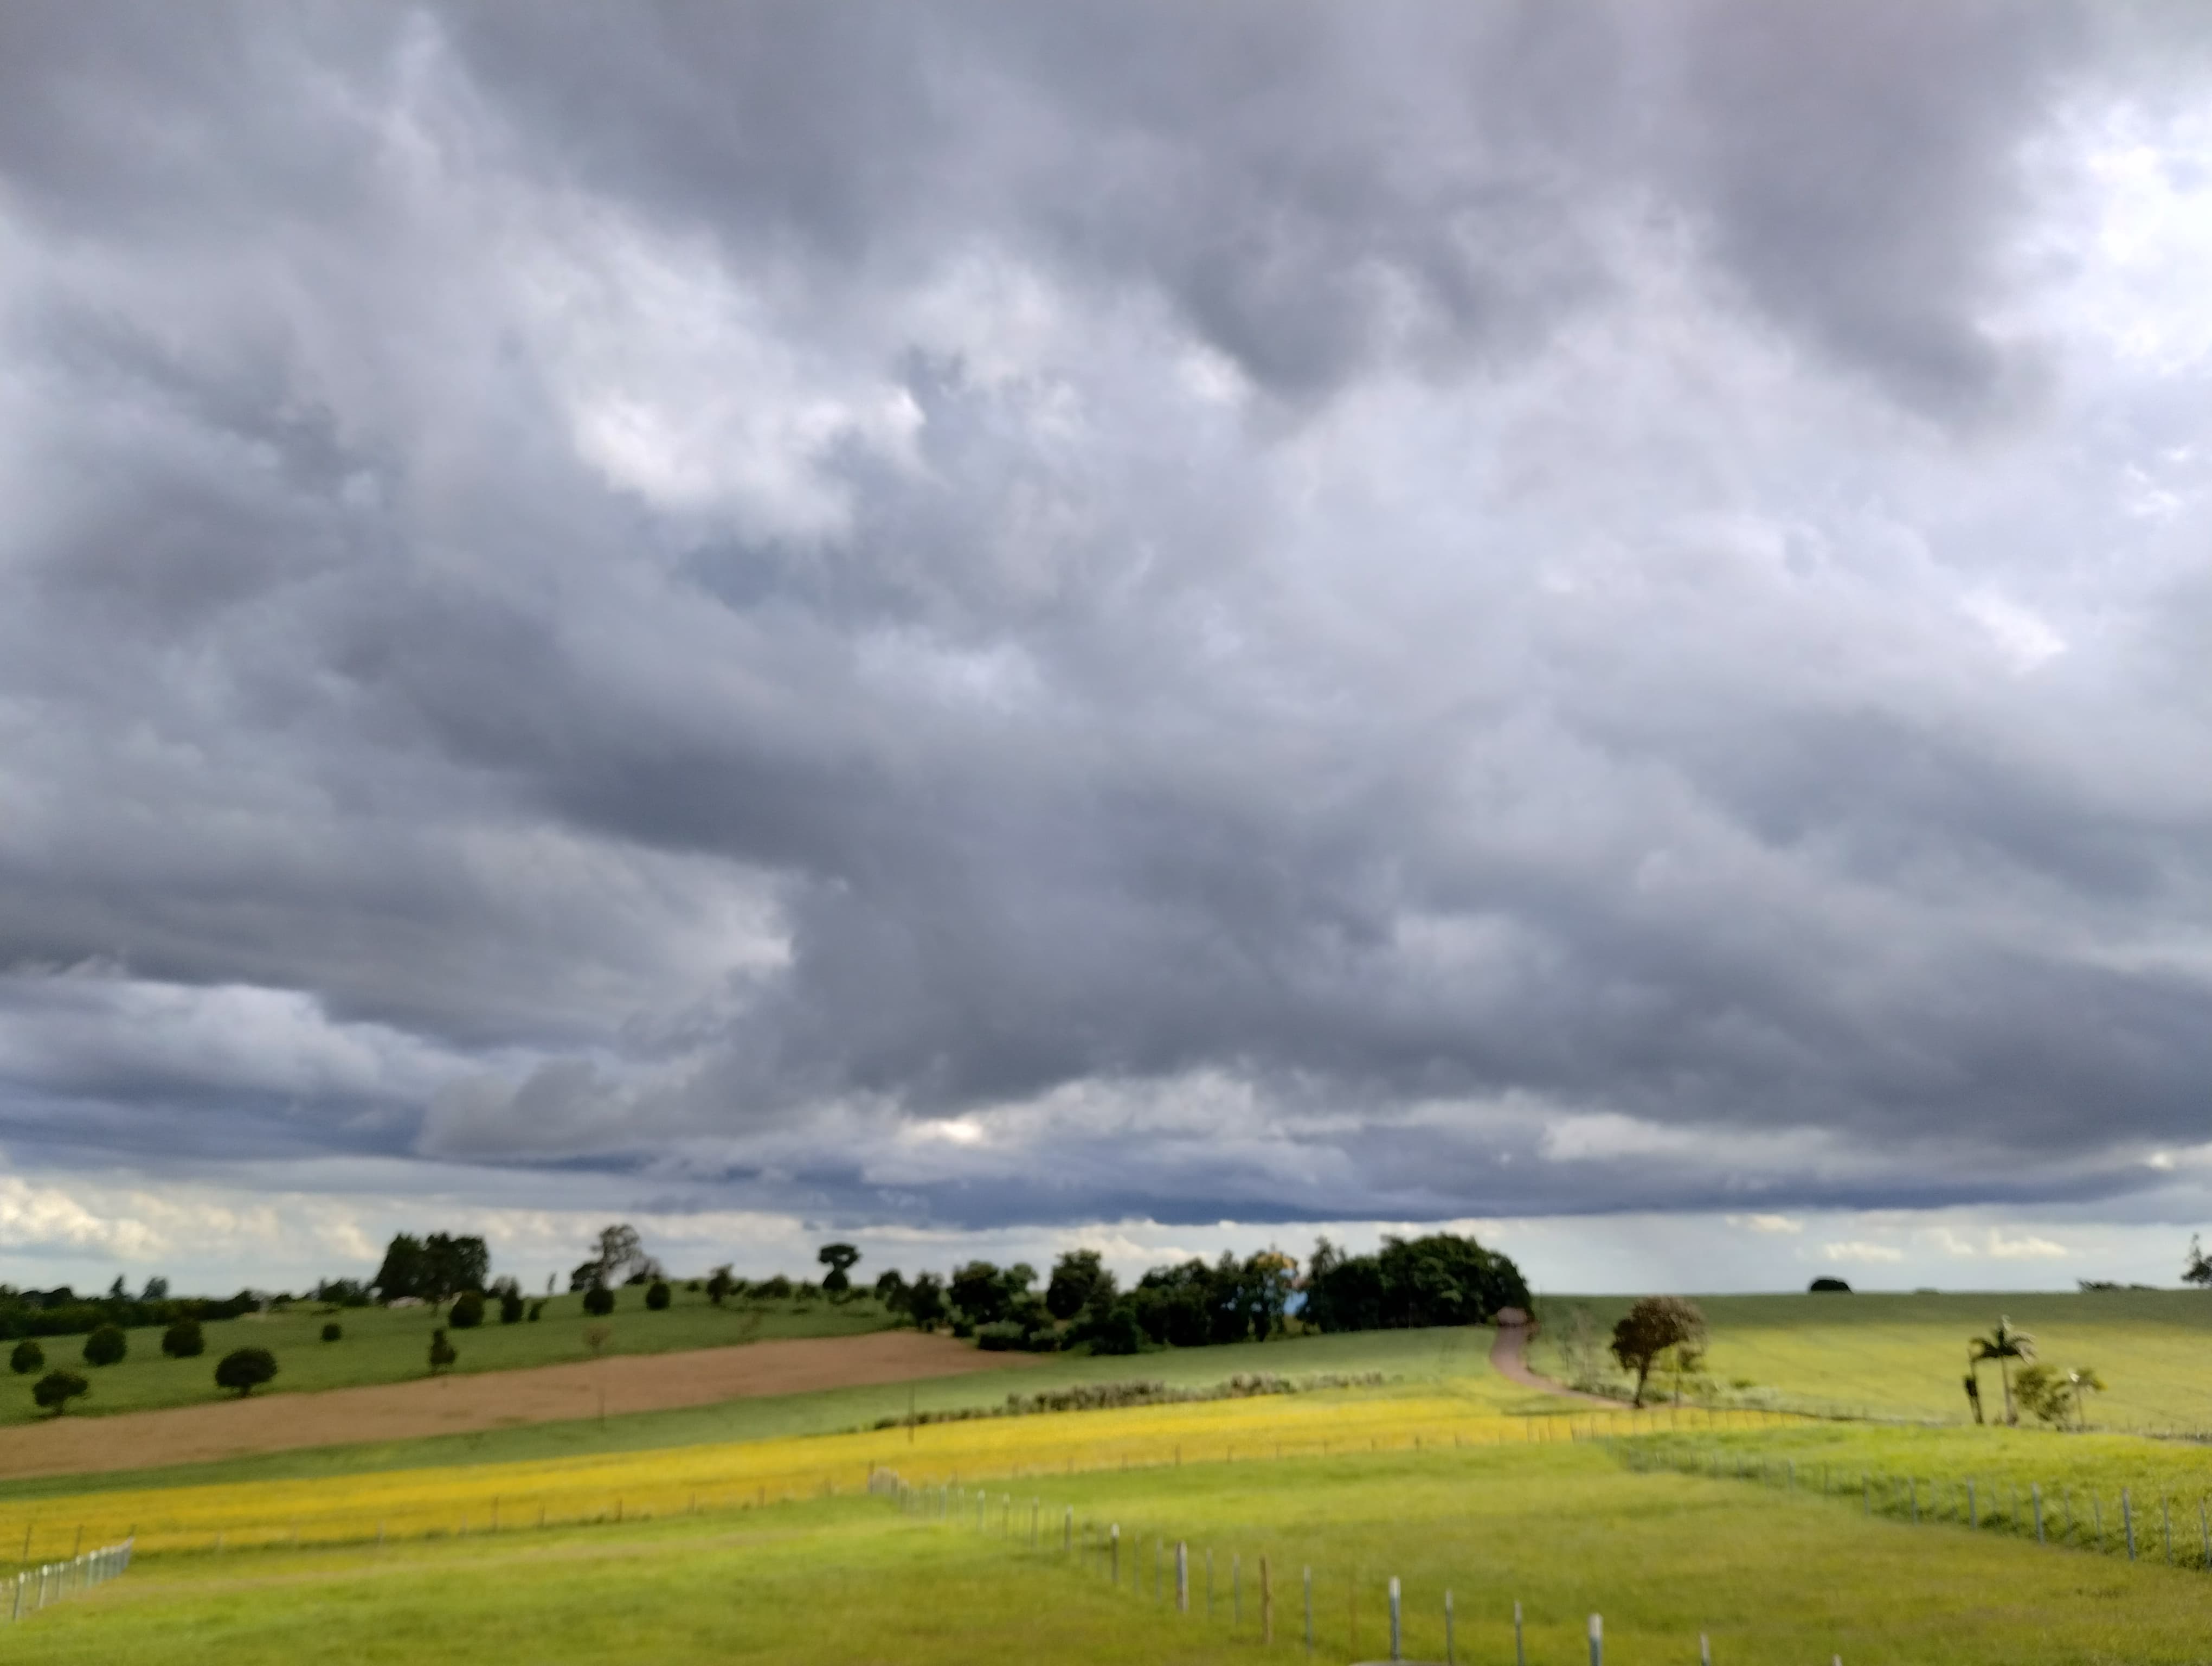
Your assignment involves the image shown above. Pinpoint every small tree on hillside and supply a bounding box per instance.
[215,1347,278,1397]
[427,1328,457,1375]
[321,1322,343,1343]
[499,1288,525,1324]
[2065,1365,2106,1429]
[1609,1297,1707,1408]
[583,1285,615,1317]
[9,1338,44,1375]
[162,1318,205,1358]
[706,1265,735,1306]
[33,1370,88,1415]
[2185,1234,2212,1286]
[82,1325,126,1367]
[818,1244,861,1295]
[1969,1317,2035,1426]
[645,1280,671,1311]
[449,1291,486,1329]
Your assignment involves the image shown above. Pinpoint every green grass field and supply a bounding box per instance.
[1,1290,895,1428]
[0,1326,1529,1504]
[1531,1290,2212,1431]
[10,1440,2212,1665]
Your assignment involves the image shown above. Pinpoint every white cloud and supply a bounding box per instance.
[1986,1229,2069,1260]
[1821,1240,1905,1264]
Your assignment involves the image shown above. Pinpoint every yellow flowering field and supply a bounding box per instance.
[2,1389,1788,1561]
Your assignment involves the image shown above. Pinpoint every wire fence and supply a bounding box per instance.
[5,1537,133,1627]
[866,1467,1821,1666]
[1619,1442,2211,1569]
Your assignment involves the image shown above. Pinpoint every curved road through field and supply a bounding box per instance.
[1487,1316,1620,1407]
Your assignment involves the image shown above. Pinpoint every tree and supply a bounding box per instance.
[2066,1366,2106,1429]
[373,1232,490,1302]
[583,1285,615,1317]
[499,1289,525,1324]
[427,1328,457,1374]
[904,1272,947,1330]
[2185,1235,2212,1287]
[1969,1317,2036,1426]
[707,1265,735,1306]
[645,1280,672,1311]
[571,1224,658,1292]
[449,1291,486,1329]
[215,1347,278,1396]
[1246,1250,1298,1337]
[1609,1297,1707,1408]
[1046,1251,1114,1321]
[82,1325,126,1367]
[873,1268,908,1311]
[1302,1233,1531,1334]
[1809,1277,1851,1293]
[1963,1370,1983,1424]
[949,1261,1012,1327]
[162,1318,205,1358]
[33,1370,88,1414]
[142,1276,170,1301]
[818,1244,861,1295]
[321,1322,343,1343]
[10,1338,44,1375]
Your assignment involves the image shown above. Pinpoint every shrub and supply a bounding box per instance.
[81,1324,127,1368]
[1809,1277,1852,1293]
[753,1274,792,1300]
[582,1285,615,1317]
[320,1321,343,1343]
[428,1328,457,1374]
[33,1369,88,1414]
[1091,1304,1146,1356]
[975,1321,1026,1351]
[9,1338,43,1375]
[499,1290,525,1325]
[526,1300,544,1322]
[685,1280,700,1292]
[645,1280,671,1311]
[214,1347,278,1396]
[448,1291,486,1329]
[162,1318,205,1358]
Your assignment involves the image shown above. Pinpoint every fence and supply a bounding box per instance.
[867,1467,1811,1666]
[1620,1442,2211,1570]
[5,1537,133,1626]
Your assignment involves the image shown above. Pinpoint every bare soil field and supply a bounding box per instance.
[0,1331,1021,1482]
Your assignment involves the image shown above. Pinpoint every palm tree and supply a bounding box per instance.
[2066,1366,2106,1430]
[1969,1317,2037,1426]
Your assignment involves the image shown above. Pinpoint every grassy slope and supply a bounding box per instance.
[0,1291,895,1428]
[1532,1290,2212,1430]
[10,1441,2212,1665]
[0,1326,1531,1503]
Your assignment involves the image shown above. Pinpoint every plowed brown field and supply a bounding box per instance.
[0,1331,1019,1482]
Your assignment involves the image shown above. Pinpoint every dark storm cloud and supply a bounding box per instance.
[2,0,2209,1235]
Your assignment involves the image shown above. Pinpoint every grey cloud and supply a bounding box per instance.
[1,2,2208,1240]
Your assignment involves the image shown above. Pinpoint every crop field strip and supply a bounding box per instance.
[0,1391,1787,1560]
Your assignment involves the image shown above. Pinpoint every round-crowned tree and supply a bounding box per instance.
[82,1325,127,1368]
[320,1321,343,1342]
[162,1318,205,1358]
[215,1347,278,1397]
[582,1285,615,1317]
[645,1280,671,1311]
[428,1327,458,1374]
[9,1338,43,1375]
[448,1291,486,1329]
[33,1369,89,1414]
[499,1290,525,1325]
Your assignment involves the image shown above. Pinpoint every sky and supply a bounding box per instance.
[3,2,2212,1299]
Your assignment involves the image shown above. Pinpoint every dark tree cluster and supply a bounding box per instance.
[570,1224,662,1292]
[0,1282,256,1342]
[372,1233,491,1303]
[1301,1235,1531,1334]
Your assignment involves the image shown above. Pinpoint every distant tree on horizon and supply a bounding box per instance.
[818,1244,861,1295]
[2184,1234,2212,1287]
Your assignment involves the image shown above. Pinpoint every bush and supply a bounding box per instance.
[582,1285,615,1317]
[162,1318,205,1358]
[33,1369,88,1414]
[1091,1304,1146,1356]
[526,1300,544,1322]
[428,1328,457,1374]
[9,1338,43,1375]
[448,1291,486,1329]
[499,1290,525,1325]
[975,1321,1026,1351]
[1809,1277,1852,1293]
[214,1347,278,1396]
[645,1280,671,1311]
[320,1321,343,1343]
[81,1325,127,1367]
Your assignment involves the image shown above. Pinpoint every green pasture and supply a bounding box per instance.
[0,1325,1525,1503]
[1532,1290,2212,1431]
[10,1441,2212,1665]
[2,1291,895,1429]
[1624,1420,2212,1558]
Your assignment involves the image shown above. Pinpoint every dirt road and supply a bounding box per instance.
[1486,1316,1620,1407]
[0,1330,1023,1483]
